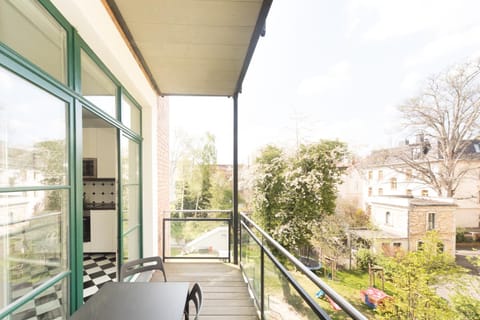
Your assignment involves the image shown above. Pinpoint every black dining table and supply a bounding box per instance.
[70,282,189,320]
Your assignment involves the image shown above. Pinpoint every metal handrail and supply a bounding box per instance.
[240,212,368,320]
[0,211,61,227]
[163,210,232,214]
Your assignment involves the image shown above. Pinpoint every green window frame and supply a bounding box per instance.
[1,0,145,317]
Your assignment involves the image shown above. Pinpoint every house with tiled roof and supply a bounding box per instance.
[340,138,480,255]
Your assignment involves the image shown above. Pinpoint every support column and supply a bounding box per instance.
[233,93,239,264]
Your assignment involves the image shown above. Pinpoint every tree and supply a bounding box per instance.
[253,145,286,234]
[451,254,480,319]
[194,133,216,210]
[377,231,458,319]
[397,60,480,197]
[253,140,348,252]
[336,197,371,228]
[173,132,217,211]
[35,140,65,211]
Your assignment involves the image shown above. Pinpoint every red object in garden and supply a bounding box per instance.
[360,287,389,307]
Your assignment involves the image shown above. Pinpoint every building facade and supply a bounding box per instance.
[366,196,456,255]
[0,0,271,318]
[1,0,165,317]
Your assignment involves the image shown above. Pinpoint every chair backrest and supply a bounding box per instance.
[119,256,167,282]
[184,283,203,320]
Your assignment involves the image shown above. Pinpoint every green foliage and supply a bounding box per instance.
[253,140,348,252]
[210,169,235,210]
[456,227,466,242]
[377,231,458,319]
[336,197,371,228]
[253,145,286,234]
[451,293,480,320]
[355,248,377,271]
[311,213,348,262]
[451,254,480,319]
[174,132,219,211]
[175,181,196,210]
[34,140,65,211]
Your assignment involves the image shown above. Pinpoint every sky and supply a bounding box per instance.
[170,0,480,165]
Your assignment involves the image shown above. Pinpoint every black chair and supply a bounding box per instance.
[184,283,203,320]
[119,256,167,282]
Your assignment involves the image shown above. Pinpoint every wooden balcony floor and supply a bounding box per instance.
[152,262,258,320]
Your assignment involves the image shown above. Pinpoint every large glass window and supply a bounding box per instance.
[0,67,68,188]
[81,49,117,118]
[121,94,141,134]
[0,0,67,84]
[120,136,140,262]
[0,66,69,316]
[427,212,436,230]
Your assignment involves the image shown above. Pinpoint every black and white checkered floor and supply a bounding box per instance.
[83,253,117,301]
[8,254,116,320]
[11,277,65,320]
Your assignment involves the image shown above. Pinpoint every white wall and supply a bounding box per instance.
[52,0,160,256]
[456,208,480,228]
[370,200,409,237]
[83,128,116,178]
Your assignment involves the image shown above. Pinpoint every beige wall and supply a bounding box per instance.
[408,205,456,255]
[361,160,480,228]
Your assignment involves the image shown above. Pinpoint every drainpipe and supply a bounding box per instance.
[233,93,239,264]
[407,204,411,251]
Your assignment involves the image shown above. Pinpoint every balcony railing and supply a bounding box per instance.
[162,210,232,261]
[163,210,367,319]
[240,213,367,320]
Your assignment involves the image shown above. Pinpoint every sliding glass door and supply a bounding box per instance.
[119,135,141,263]
[0,65,71,319]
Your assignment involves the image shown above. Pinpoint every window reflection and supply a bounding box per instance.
[0,190,68,309]
[0,0,67,84]
[0,66,68,188]
[121,95,141,134]
[120,136,140,261]
[81,50,117,118]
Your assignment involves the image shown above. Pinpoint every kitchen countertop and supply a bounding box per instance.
[84,203,116,210]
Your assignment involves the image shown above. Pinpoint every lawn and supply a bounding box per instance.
[290,268,386,320]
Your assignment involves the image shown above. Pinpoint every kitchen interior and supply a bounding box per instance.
[82,108,118,300]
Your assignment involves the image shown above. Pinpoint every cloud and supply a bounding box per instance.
[347,0,480,41]
[400,72,425,93]
[404,25,480,67]
[297,61,351,96]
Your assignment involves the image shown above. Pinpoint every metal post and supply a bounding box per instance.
[260,238,265,320]
[233,93,239,264]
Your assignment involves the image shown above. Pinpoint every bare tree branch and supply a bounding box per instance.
[394,59,480,197]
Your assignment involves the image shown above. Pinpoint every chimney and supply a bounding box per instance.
[416,133,424,144]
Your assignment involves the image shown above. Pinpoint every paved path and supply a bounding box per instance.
[456,249,480,275]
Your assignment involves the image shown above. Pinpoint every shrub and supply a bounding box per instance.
[456,228,466,242]
[355,248,377,271]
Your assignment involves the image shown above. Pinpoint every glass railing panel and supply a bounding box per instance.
[240,223,262,304]
[239,213,367,320]
[264,255,319,319]
[1,190,69,310]
[164,219,230,259]
[122,226,140,263]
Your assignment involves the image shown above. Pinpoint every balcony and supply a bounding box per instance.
[162,210,367,320]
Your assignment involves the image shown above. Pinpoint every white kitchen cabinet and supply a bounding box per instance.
[84,210,117,253]
[83,127,116,178]
[96,128,116,177]
[82,129,97,158]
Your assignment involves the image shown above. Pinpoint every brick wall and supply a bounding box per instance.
[409,205,456,255]
[156,96,169,255]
